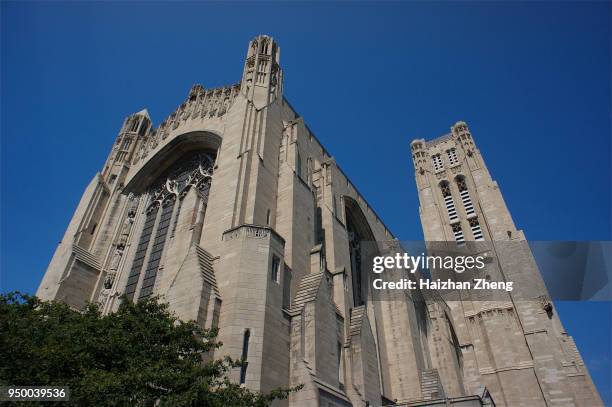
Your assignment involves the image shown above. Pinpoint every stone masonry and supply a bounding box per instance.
[411,125,603,407]
[38,35,602,407]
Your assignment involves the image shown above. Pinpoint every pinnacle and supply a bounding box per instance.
[134,108,150,119]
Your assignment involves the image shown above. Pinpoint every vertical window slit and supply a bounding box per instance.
[240,329,251,384]
[271,255,281,283]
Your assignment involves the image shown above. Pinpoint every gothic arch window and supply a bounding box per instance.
[455,175,476,217]
[345,197,377,307]
[260,38,269,54]
[440,181,459,223]
[124,151,215,301]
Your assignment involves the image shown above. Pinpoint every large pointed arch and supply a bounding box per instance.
[124,130,221,194]
[343,196,378,307]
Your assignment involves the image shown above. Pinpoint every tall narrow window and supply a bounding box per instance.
[138,119,149,137]
[282,265,291,309]
[469,218,485,241]
[120,137,132,152]
[447,148,458,165]
[271,255,281,283]
[125,206,158,300]
[440,182,459,223]
[130,118,140,132]
[306,157,312,185]
[296,151,302,178]
[452,223,465,245]
[139,198,175,299]
[432,154,444,171]
[333,195,337,216]
[338,341,344,388]
[456,177,475,217]
[315,207,324,244]
[266,209,271,226]
[239,329,250,385]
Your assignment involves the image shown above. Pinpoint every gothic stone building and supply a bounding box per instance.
[38,36,602,407]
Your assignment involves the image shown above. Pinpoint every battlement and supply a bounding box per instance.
[425,133,453,147]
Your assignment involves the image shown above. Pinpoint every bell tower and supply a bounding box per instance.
[411,122,603,407]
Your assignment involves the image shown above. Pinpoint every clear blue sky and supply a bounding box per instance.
[1,1,610,404]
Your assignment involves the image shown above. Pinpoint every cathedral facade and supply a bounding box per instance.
[37,35,601,407]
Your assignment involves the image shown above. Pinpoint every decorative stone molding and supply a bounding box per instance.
[146,152,214,210]
[132,84,240,165]
[222,224,285,246]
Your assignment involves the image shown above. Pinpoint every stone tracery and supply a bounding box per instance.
[146,152,215,211]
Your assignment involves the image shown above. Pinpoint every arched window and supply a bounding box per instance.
[124,151,215,301]
[440,181,459,223]
[456,176,475,217]
[344,197,377,307]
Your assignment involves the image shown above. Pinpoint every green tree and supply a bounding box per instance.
[0,292,300,406]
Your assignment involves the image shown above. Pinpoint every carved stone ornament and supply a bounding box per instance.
[147,152,215,210]
[451,165,462,174]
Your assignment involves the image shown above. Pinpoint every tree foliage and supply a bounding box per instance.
[0,292,300,406]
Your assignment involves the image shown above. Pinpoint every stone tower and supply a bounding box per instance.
[411,122,603,406]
